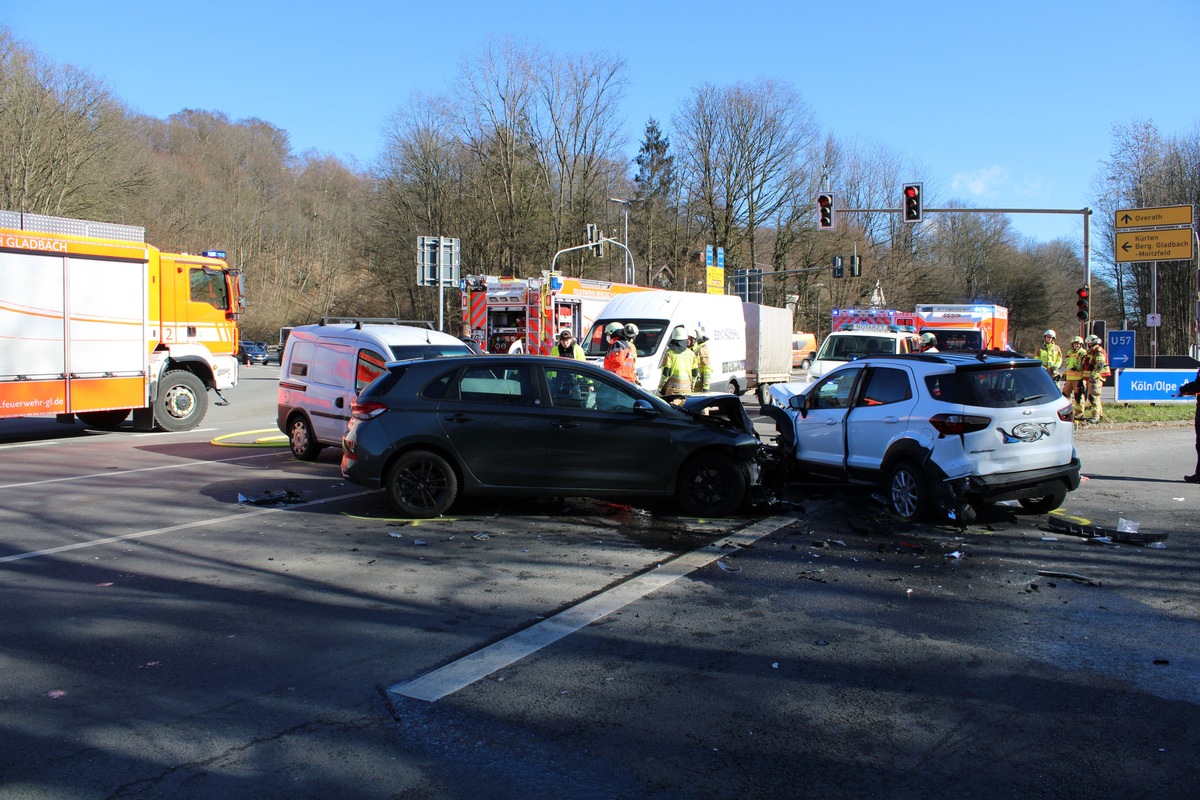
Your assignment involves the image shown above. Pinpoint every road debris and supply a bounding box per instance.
[1036,569,1101,586]
[471,532,492,541]
[237,489,302,506]
[716,560,741,573]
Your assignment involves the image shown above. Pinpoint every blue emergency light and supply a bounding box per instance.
[202,250,227,259]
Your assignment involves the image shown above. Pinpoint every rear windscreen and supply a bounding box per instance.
[925,366,1058,408]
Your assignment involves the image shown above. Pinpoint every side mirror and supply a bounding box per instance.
[632,399,659,418]
[789,394,808,418]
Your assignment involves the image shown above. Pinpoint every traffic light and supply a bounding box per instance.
[1075,286,1089,321]
[585,223,604,257]
[817,193,836,230]
[902,183,923,223]
[849,255,861,278]
[832,256,844,279]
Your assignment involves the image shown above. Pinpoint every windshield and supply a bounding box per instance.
[928,330,982,351]
[583,318,669,358]
[817,334,898,362]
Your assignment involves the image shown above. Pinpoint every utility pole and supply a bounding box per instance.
[608,198,632,284]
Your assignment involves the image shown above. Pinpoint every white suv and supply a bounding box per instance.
[765,352,1081,522]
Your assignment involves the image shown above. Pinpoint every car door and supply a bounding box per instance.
[845,365,920,473]
[792,366,863,473]
[436,363,548,488]
[539,364,677,491]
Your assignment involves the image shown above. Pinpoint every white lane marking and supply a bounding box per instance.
[389,515,796,703]
[0,489,372,564]
[0,450,289,491]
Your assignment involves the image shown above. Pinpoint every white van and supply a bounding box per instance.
[808,326,922,381]
[583,291,747,394]
[277,321,471,459]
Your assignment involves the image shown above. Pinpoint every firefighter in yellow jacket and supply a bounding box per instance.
[1037,329,1063,379]
[659,326,697,399]
[688,327,712,392]
[1080,334,1109,422]
[1061,335,1085,414]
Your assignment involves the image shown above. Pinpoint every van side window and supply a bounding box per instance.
[288,341,314,377]
[356,349,388,392]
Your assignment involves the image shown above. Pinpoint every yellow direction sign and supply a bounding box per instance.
[1115,228,1194,263]
[1115,204,1194,230]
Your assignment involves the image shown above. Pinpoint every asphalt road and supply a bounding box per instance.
[1,367,1197,799]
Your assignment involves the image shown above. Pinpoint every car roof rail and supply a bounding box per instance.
[317,317,435,329]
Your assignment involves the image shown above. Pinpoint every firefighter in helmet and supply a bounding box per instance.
[1061,335,1086,414]
[1038,329,1063,379]
[602,322,637,383]
[918,332,939,353]
[1080,334,1109,423]
[688,327,712,392]
[658,326,697,399]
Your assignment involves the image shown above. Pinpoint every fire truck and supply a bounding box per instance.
[913,304,1009,351]
[0,210,243,432]
[460,272,657,354]
[829,307,918,332]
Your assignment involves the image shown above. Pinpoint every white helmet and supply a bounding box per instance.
[623,323,639,339]
[1043,329,1056,338]
[670,326,689,343]
[919,332,937,348]
[604,322,624,338]
[1071,335,1084,344]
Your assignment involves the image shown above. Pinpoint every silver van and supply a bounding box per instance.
[277,321,471,459]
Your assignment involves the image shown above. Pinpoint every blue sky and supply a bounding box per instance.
[5,0,1198,248]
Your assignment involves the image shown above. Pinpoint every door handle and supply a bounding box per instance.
[883,416,900,424]
[444,414,473,423]
[552,420,579,429]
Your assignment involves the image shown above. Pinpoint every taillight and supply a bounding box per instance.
[350,399,389,420]
[1057,404,1074,423]
[929,413,991,436]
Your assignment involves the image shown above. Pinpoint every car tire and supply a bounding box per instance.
[1018,488,1067,514]
[887,461,931,521]
[385,450,458,518]
[799,358,812,371]
[756,384,771,406]
[154,370,208,432]
[287,415,323,461]
[676,453,747,517]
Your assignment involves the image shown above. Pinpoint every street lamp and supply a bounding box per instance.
[608,197,632,284]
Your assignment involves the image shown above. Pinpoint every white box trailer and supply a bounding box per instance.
[743,303,794,404]
[584,291,747,394]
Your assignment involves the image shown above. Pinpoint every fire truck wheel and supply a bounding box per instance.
[77,410,130,430]
[676,453,746,517]
[154,370,208,432]
[385,450,458,518]
[287,415,323,461]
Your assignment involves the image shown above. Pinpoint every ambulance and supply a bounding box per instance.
[913,304,1009,351]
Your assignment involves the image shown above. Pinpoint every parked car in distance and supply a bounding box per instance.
[765,351,1080,522]
[792,332,817,370]
[278,321,472,460]
[238,341,269,365]
[341,355,764,518]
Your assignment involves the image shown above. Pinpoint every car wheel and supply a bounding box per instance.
[887,461,931,521]
[756,384,771,406]
[154,370,208,431]
[287,415,323,461]
[800,358,812,371]
[726,379,742,396]
[676,453,747,517]
[1018,488,1067,514]
[385,450,458,518]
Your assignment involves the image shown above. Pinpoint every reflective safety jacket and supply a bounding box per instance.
[1038,341,1063,373]
[1062,346,1085,380]
[603,338,637,383]
[550,342,586,360]
[659,345,697,396]
[691,341,712,391]
[1082,346,1110,379]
